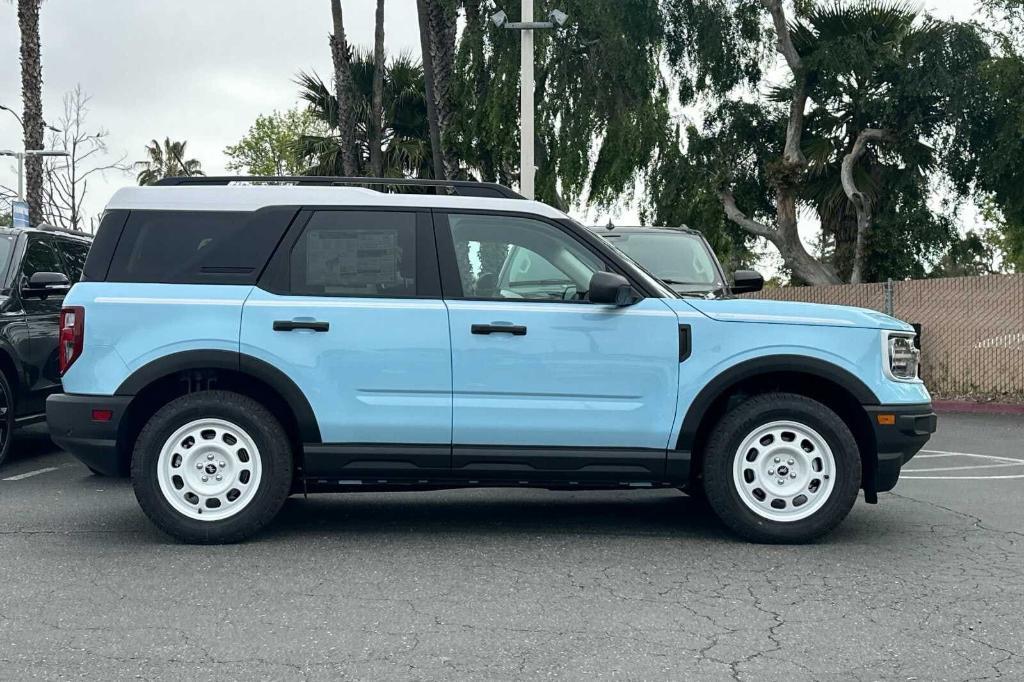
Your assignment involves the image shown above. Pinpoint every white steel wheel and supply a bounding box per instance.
[156,418,263,522]
[732,420,837,522]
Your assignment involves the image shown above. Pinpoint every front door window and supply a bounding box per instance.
[445,214,603,302]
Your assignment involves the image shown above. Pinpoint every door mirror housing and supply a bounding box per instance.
[731,269,764,294]
[23,271,71,298]
[588,271,635,306]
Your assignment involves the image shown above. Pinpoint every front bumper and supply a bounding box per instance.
[865,403,937,495]
[46,393,132,476]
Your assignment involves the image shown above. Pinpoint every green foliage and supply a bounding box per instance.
[294,51,430,178]
[452,0,671,209]
[662,0,769,104]
[0,212,10,227]
[653,0,1024,283]
[861,172,957,281]
[645,104,783,268]
[224,109,328,176]
[928,229,1000,278]
[790,1,978,280]
[134,138,203,185]
[943,49,1024,272]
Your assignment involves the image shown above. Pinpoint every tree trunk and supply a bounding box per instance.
[370,0,385,178]
[425,0,458,178]
[416,0,445,184]
[18,0,44,225]
[773,202,840,285]
[843,129,891,284]
[717,0,842,286]
[329,0,359,176]
[821,203,858,282]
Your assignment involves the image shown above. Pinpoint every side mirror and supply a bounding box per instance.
[588,271,635,306]
[731,269,764,294]
[23,271,70,298]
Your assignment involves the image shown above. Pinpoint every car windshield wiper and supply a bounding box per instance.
[658,279,731,299]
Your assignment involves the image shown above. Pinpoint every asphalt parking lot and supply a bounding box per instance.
[0,413,1021,681]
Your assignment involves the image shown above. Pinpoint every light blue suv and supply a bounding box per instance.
[46,177,935,544]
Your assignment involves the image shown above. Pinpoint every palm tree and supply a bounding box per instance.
[329,0,359,176]
[133,138,203,185]
[791,1,951,281]
[416,0,445,181]
[17,0,45,224]
[294,52,431,178]
[370,0,386,177]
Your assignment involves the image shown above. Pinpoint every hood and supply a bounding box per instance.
[670,297,913,331]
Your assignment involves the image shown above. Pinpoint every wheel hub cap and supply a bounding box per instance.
[156,418,263,522]
[732,420,837,522]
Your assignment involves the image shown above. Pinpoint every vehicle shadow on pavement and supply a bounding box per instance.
[260,490,730,542]
[2,426,63,469]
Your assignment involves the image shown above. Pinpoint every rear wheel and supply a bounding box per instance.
[131,391,293,543]
[702,392,861,543]
[0,371,14,468]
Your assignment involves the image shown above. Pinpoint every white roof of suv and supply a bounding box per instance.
[106,185,570,220]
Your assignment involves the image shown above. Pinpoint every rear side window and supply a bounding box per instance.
[289,211,417,297]
[21,235,64,280]
[106,209,295,284]
[55,238,91,283]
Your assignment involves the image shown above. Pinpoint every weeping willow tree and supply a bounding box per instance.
[450,0,672,211]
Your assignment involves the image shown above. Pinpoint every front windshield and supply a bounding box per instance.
[603,232,722,293]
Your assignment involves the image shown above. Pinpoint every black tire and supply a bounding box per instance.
[702,392,861,544]
[131,390,293,544]
[0,371,14,468]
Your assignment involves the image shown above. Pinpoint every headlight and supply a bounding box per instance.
[883,332,920,381]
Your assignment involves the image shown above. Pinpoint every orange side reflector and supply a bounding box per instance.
[876,414,896,426]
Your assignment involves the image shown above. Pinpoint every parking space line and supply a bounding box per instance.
[2,467,60,481]
[902,474,1024,480]
[905,462,1024,473]
[919,450,1022,463]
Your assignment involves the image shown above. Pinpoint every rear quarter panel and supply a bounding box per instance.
[59,282,252,395]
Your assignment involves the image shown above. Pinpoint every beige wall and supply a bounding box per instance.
[745,274,1024,401]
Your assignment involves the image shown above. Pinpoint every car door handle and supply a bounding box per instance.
[471,323,527,336]
[273,320,330,332]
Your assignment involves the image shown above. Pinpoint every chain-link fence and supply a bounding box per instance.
[744,274,1024,401]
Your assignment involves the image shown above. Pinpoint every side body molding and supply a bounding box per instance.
[114,349,322,442]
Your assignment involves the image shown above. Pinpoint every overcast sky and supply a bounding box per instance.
[1,0,978,229]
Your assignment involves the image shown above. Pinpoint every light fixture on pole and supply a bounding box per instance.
[491,4,568,201]
[0,104,62,133]
[1,148,70,227]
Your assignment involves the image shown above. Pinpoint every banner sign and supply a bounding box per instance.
[12,201,29,228]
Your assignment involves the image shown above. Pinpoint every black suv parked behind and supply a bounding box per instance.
[0,225,92,466]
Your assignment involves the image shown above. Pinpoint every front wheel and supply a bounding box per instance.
[702,392,861,543]
[131,391,293,544]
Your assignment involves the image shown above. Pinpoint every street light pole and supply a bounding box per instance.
[520,0,535,200]
[491,6,567,202]
[1,148,69,226]
[1,149,68,201]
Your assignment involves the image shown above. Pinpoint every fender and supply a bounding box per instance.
[676,354,879,452]
[114,349,321,442]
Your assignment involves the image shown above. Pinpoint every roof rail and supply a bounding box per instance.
[34,223,93,238]
[153,176,526,200]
